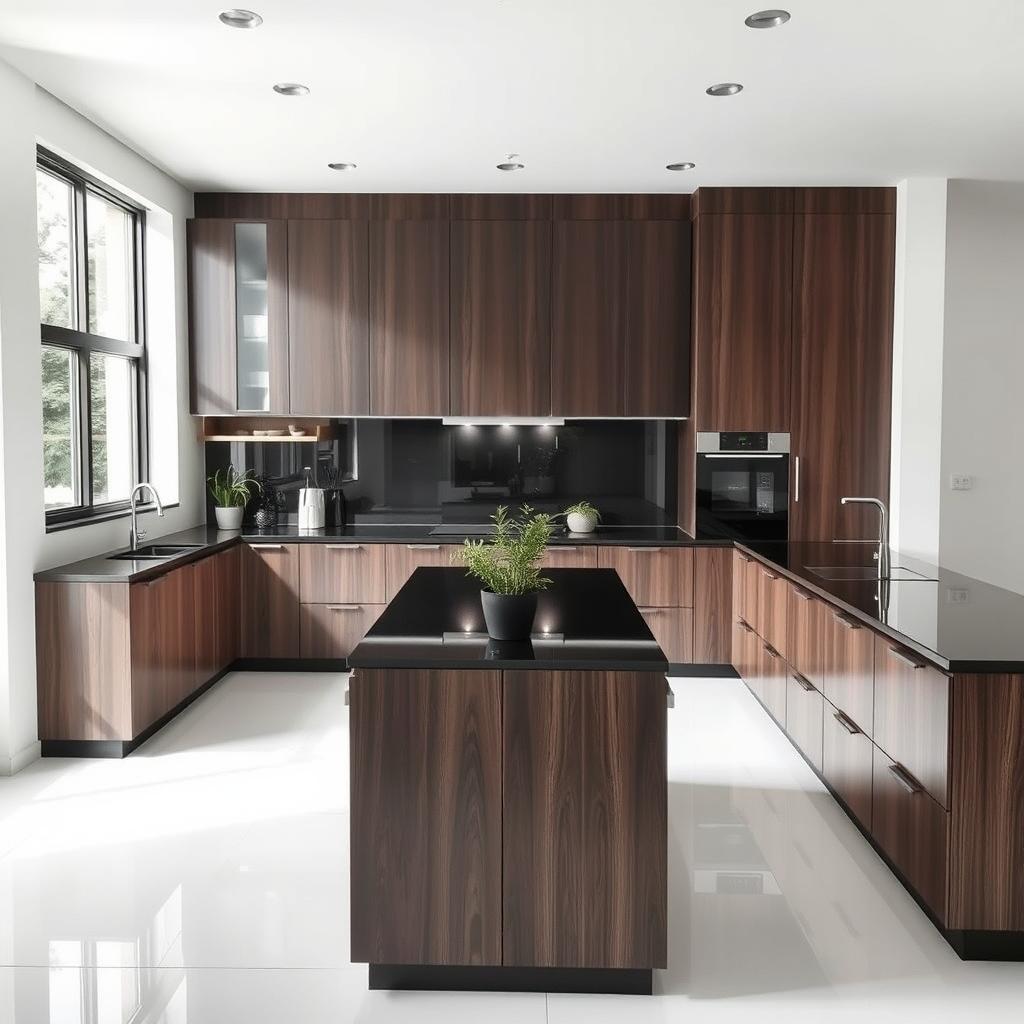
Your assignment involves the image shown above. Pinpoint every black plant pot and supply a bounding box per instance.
[480,590,538,641]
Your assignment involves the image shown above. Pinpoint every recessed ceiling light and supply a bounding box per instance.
[744,9,791,29]
[666,162,696,171]
[328,162,357,171]
[273,83,310,96]
[497,153,524,171]
[706,82,743,97]
[218,9,263,29]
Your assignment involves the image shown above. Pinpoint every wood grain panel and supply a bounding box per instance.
[742,555,761,635]
[130,564,197,736]
[790,211,895,541]
[369,220,450,415]
[872,746,949,922]
[756,564,789,660]
[215,544,241,668]
[823,608,875,735]
[732,549,748,626]
[623,220,691,417]
[786,669,824,772]
[693,546,732,663]
[35,581,132,741]
[757,640,787,725]
[350,668,502,965]
[552,194,691,220]
[691,187,794,216]
[300,603,384,659]
[787,583,827,689]
[793,187,896,215]
[539,546,599,569]
[732,617,757,685]
[821,696,873,827]
[194,192,373,220]
[450,220,552,416]
[287,219,369,414]
[194,546,241,678]
[597,546,693,608]
[298,543,386,604]
[187,219,236,414]
[873,636,949,808]
[241,543,301,658]
[550,220,627,416]
[948,673,1024,930]
[639,606,693,663]
[386,544,461,600]
[449,194,552,220]
[367,194,451,220]
[502,670,667,969]
[692,213,793,431]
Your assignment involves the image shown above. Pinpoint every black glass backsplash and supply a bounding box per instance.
[205,420,678,527]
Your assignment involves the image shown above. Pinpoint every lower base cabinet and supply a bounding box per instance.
[241,543,301,658]
[758,641,787,725]
[639,607,693,664]
[300,603,384,658]
[872,746,949,921]
[785,669,824,772]
[822,698,873,828]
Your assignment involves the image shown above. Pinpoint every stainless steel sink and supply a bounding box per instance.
[807,565,937,582]
[110,544,204,561]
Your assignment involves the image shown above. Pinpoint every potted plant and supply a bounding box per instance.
[563,500,601,534]
[455,505,554,640]
[208,467,260,530]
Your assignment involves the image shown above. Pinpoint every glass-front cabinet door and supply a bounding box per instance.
[188,219,288,415]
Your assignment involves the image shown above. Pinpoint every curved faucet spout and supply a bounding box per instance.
[129,482,165,551]
[839,496,889,579]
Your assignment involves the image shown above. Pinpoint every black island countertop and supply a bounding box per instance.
[740,540,1024,674]
[348,567,669,672]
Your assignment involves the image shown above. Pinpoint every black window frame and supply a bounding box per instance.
[38,146,150,529]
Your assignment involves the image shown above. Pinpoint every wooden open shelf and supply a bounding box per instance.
[197,416,341,443]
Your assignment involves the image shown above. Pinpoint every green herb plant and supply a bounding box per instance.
[207,467,261,508]
[562,500,602,522]
[455,505,554,595]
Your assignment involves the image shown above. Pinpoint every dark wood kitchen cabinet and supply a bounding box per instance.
[822,696,874,827]
[823,608,875,738]
[240,542,301,658]
[756,563,789,661]
[787,583,827,690]
[194,546,240,680]
[786,668,824,772]
[692,212,792,431]
[187,218,289,414]
[369,220,450,415]
[350,668,503,966]
[639,607,693,664]
[300,603,384,660]
[502,670,667,969]
[790,211,895,541]
[597,546,693,608]
[757,639,787,726]
[450,220,551,416]
[693,546,733,663]
[287,219,370,415]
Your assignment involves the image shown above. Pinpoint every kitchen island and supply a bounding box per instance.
[346,567,670,994]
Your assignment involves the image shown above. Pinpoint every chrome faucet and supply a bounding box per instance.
[840,496,889,579]
[129,482,165,551]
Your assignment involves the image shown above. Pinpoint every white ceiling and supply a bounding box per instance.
[1,0,1022,193]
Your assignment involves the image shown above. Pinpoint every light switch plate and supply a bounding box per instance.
[951,474,973,491]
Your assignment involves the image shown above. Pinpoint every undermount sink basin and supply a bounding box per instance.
[807,565,938,582]
[110,544,204,561]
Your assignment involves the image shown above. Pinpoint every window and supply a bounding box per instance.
[37,148,147,525]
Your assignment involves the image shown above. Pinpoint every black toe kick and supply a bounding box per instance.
[368,964,653,995]
[945,930,1024,961]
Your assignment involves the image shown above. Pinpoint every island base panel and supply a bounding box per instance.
[368,964,653,995]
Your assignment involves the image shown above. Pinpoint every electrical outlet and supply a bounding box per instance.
[951,474,973,491]
[947,588,970,604]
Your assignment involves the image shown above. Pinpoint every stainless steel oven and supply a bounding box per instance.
[696,432,789,542]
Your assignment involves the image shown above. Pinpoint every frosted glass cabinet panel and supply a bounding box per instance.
[235,223,271,411]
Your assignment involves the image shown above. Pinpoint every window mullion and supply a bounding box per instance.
[73,181,88,334]
[79,348,93,510]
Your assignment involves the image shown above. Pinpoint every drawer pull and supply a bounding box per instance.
[625,547,663,552]
[250,544,285,551]
[762,643,779,660]
[793,672,815,692]
[738,553,753,563]
[887,762,923,795]
[888,645,926,670]
[326,544,362,551]
[761,569,779,581]
[327,604,363,612]
[406,544,441,550]
[552,546,578,552]
[643,608,668,615]
[792,589,813,603]
[832,612,862,631]
[737,618,754,634]
[833,710,861,735]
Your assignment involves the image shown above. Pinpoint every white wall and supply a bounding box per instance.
[938,181,1024,594]
[0,60,202,774]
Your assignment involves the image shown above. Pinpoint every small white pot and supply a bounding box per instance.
[214,505,244,530]
[566,512,598,534]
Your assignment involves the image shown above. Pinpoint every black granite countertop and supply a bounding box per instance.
[34,523,711,583]
[739,541,1024,674]
[348,567,669,672]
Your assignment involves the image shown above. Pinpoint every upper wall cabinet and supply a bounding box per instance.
[692,212,793,431]
[188,219,289,415]
[288,219,370,415]
[369,221,450,416]
[450,220,552,416]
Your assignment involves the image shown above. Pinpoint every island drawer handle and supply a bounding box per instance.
[792,589,813,603]
[554,546,578,551]
[328,604,363,612]
[738,553,753,563]
[832,612,862,631]
[737,618,754,634]
[887,762,923,795]
[643,607,668,615]
[250,544,285,551]
[793,672,815,692]
[888,645,926,670]
[326,544,362,551]
[406,544,441,550]
[762,643,780,660]
[833,710,861,735]
[626,547,663,552]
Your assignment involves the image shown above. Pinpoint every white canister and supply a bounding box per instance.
[298,488,326,529]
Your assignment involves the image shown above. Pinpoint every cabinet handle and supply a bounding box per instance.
[833,710,861,735]
[887,645,926,670]
[793,672,815,692]
[737,618,754,633]
[792,589,812,603]
[643,607,668,616]
[794,455,800,503]
[250,544,285,551]
[626,547,662,552]
[832,612,862,631]
[887,762,923,795]
[326,544,362,551]
[761,568,779,581]
[406,544,441,550]
[762,643,779,660]
[738,553,753,564]
[327,604,363,612]
[553,546,578,552]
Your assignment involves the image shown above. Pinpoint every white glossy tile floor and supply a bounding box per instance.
[1,670,1023,1022]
